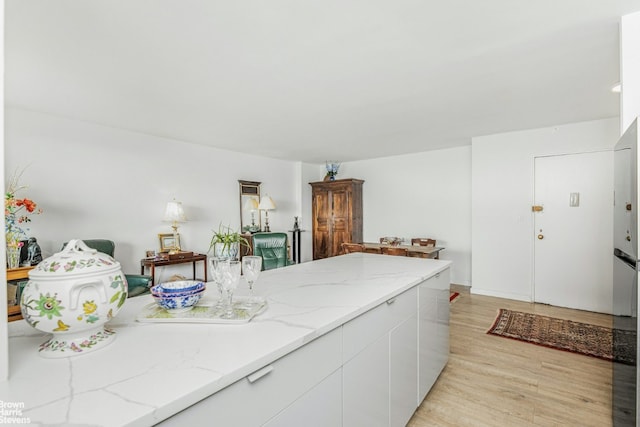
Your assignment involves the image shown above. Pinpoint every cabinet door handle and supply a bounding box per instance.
[247,365,274,383]
[435,273,440,278]
[386,297,396,305]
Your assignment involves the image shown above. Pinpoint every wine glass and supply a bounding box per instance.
[219,260,241,319]
[242,256,262,304]
[209,257,226,309]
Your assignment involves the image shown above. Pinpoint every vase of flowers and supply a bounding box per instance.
[5,169,42,268]
[325,161,341,181]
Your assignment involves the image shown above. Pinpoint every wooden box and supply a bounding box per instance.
[168,251,194,260]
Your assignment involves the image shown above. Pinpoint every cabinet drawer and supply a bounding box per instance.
[343,286,417,362]
[159,327,342,427]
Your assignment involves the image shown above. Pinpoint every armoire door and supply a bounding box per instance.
[330,189,351,258]
[313,191,331,259]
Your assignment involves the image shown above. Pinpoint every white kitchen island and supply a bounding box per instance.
[1,253,451,426]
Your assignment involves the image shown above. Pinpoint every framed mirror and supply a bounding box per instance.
[239,180,261,233]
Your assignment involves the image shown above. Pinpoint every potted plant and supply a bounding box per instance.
[208,224,249,260]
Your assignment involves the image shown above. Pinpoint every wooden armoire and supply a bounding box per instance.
[310,178,364,259]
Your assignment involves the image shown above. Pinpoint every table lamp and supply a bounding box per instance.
[163,199,186,253]
[258,195,276,232]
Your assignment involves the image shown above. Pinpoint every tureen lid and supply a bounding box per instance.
[30,239,122,278]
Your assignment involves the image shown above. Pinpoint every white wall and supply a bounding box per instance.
[621,11,640,133]
[5,108,299,280]
[340,146,472,286]
[298,162,324,263]
[472,117,619,301]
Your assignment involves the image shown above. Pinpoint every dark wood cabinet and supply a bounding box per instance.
[310,178,364,259]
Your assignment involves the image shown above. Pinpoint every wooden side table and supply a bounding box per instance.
[7,266,35,322]
[140,253,208,285]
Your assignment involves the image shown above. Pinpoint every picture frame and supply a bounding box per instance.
[158,233,180,252]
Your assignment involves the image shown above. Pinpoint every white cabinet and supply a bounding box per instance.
[342,287,417,362]
[418,268,450,403]
[343,333,390,426]
[159,266,450,427]
[390,314,418,427]
[159,327,342,427]
[264,368,342,427]
[342,287,419,427]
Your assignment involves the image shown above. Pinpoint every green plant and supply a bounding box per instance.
[208,223,249,254]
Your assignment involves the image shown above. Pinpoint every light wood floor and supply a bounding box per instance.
[408,285,614,427]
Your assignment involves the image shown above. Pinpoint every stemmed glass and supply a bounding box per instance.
[219,260,241,319]
[242,256,262,304]
[209,257,226,309]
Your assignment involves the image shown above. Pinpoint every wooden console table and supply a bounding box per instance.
[7,266,35,322]
[140,253,207,285]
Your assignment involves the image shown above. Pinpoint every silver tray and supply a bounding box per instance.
[136,296,267,324]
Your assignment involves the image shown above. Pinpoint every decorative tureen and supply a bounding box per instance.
[20,239,128,358]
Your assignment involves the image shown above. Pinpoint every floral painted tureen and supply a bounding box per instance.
[20,239,128,358]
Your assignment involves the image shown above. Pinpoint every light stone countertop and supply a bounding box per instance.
[0,253,451,426]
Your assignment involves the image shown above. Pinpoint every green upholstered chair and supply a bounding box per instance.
[124,274,154,297]
[252,232,294,271]
[62,239,152,297]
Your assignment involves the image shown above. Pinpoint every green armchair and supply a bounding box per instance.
[252,232,294,271]
[62,239,152,297]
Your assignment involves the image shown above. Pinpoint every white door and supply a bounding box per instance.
[534,151,613,313]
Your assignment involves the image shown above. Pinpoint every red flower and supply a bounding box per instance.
[18,198,37,213]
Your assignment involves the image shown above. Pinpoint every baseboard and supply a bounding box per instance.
[450,283,470,292]
[450,280,470,287]
[470,287,531,302]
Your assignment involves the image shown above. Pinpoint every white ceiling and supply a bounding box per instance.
[6,1,640,163]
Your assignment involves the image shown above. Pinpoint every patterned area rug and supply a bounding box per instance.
[487,309,636,365]
[449,292,460,303]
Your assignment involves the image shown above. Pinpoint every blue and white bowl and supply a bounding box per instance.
[151,288,204,313]
[151,280,205,295]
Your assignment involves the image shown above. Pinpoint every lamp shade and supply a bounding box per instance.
[244,197,259,211]
[258,196,276,211]
[163,200,186,222]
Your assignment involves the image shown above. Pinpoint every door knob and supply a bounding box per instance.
[537,234,544,240]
